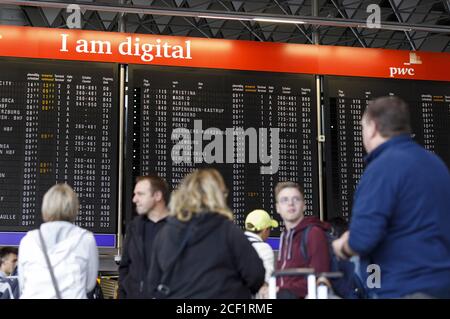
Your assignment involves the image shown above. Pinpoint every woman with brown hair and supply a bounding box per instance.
[147,168,265,298]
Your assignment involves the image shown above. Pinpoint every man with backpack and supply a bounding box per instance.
[274,181,330,299]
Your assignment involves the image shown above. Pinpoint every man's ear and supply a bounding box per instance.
[153,190,163,201]
[368,118,378,138]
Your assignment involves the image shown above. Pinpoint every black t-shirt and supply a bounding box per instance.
[143,217,167,268]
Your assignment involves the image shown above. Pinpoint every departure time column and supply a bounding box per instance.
[232,84,245,225]
[21,74,40,227]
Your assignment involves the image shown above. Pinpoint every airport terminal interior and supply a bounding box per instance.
[0,0,449,299]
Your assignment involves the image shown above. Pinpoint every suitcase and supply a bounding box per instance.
[268,268,342,299]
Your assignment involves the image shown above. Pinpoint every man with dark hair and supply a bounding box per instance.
[0,247,19,299]
[333,96,450,298]
[275,181,330,299]
[362,95,411,137]
[0,247,18,278]
[118,175,169,298]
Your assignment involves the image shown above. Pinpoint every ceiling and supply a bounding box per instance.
[0,0,449,52]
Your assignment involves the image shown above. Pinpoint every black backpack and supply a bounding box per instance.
[301,225,367,299]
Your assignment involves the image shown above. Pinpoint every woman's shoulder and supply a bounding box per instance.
[19,229,39,245]
[63,224,96,246]
[76,226,95,241]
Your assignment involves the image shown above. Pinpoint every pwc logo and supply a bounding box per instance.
[389,52,422,78]
[389,67,415,77]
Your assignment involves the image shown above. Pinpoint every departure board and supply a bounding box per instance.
[324,76,450,220]
[127,66,319,236]
[0,58,118,235]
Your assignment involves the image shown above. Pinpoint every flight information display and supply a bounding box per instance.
[324,76,450,220]
[127,66,319,236]
[0,58,118,237]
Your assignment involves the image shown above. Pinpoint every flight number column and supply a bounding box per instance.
[349,98,364,193]
[154,88,168,180]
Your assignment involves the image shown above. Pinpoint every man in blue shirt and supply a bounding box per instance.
[332,96,450,298]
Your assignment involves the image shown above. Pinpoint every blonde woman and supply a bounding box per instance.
[18,183,98,299]
[147,168,265,298]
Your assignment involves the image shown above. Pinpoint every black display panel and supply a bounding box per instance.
[127,66,319,236]
[324,76,450,220]
[0,58,119,235]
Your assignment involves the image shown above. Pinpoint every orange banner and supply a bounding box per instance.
[317,45,450,81]
[0,25,449,81]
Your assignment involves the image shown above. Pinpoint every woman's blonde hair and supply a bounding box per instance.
[169,168,233,222]
[41,183,79,223]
